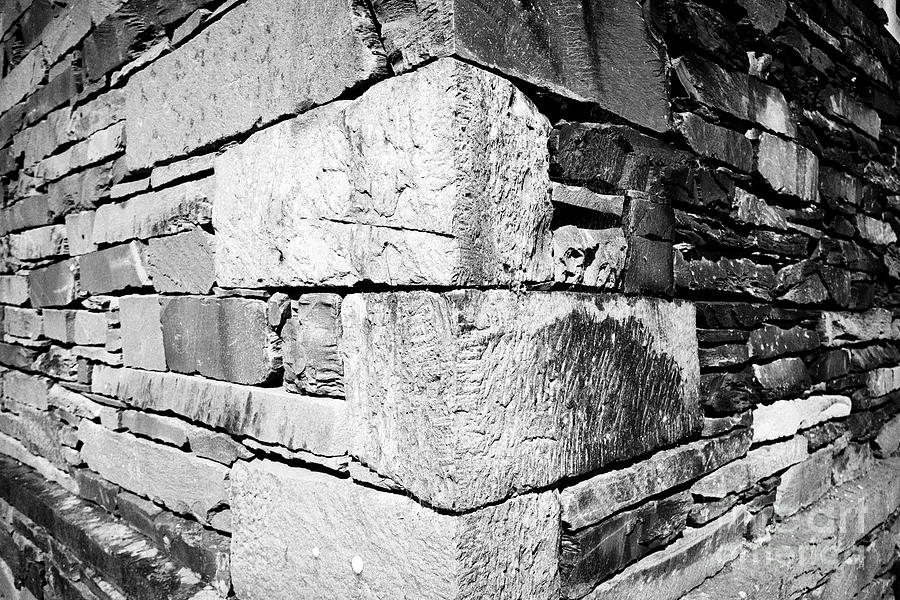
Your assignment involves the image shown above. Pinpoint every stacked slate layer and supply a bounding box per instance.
[0,0,898,598]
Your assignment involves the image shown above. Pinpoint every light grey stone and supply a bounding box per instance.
[9,224,68,261]
[820,309,894,346]
[64,211,97,255]
[91,366,348,456]
[866,366,900,397]
[231,459,560,600]
[855,214,896,245]
[552,226,627,288]
[752,395,851,442]
[119,295,166,371]
[28,259,78,307]
[756,133,818,202]
[0,275,29,305]
[80,242,152,294]
[875,415,900,457]
[691,435,808,498]
[773,444,834,517]
[214,58,552,288]
[149,153,214,189]
[125,0,387,169]
[144,229,215,294]
[34,122,125,182]
[78,420,229,524]
[550,183,624,216]
[3,307,42,339]
[342,290,700,510]
[283,294,343,397]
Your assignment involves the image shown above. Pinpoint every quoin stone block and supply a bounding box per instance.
[214,58,552,288]
[342,290,700,510]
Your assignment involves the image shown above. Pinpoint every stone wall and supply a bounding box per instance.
[0,0,899,598]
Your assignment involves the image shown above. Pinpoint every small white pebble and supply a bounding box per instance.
[351,555,364,575]
[312,547,320,558]
[738,592,747,599]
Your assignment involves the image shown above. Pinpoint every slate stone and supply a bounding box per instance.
[675,113,753,171]
[160,296,276,386]
[815,238,882,273]
[79,420,229,524]
[675,251,776,301]
[374,0,669,132]
[125,0,389,169]
[560,428,750,530]
[144,229,216,294]
[214,59,552,288]
[756,133,819,202]
[736,0,787,32]
[701,368,762,414]
[622,237,673,294]
[0,275,30,306]
[561,492,692,599]
[553,226,627,289]
[231,459,561,600]
[691,436,808,499]
[701,411,752,437]
[551,183,625,217]
[819,309,893,346]
[695,302,770,329]
[282,294,343,397]
[699,344,750,369]
[747,324,820,359]
[343,290,701,511]
[80,242,152,294]
[753,357,812,400]
[28,259,78,307]
[753,395,851,442]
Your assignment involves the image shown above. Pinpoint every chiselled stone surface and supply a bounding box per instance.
[343,290,700,510]
[583,507,748,600]
[145,229,215,294]
[231,459,560,600]
[819,309,893,346]
[119,295,166,371]
[160,296,276,385]
[675,55,794,135]
[675,113,753,171]
[78,420,228,524]
[125,0,388,169]
[0,275,29,305]
[752,395,851,442]
[553,226,627,288]
[214,58,552,288]
[80,241,151,294]
[675,252,776,300]
[756,134,818,202]
[91,366,348,456]
[28,259,78,307]
[561,492,692,599]
[91,178,212,245]
[692,436,808,498]
[9,224,67,261]
[374,0,668,133]
[282,294,343,397]
[561,429,751,530]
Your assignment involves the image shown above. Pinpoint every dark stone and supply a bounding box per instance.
[747,324,820,360]
[622,237,673,295]
[753,357,811,400]
[699,344,750,369]
[811,348,851,382]
[561,492,692,598]
[695,302,770,329]
[153,511,231,593]
[675,112,754,171]
[160,296,276,385]
[701,368,761,415]
[0,457,205,600]
[815,238,881,274]
[736,0,786,32]
[675,251,776,301]
[626,197,673,240]
[687,494,738,526]
[701,411,752,437]
[0,342,40,369]
[697,328,749,344]
[72,469,120,514]
[0,194,53,234]
[805,420,848,452]
[375,0,670,132]
[25,66,79,125]
[550,122,692,195]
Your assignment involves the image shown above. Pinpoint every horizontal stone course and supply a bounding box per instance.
[691,435,808,498]
[125,0,388,169]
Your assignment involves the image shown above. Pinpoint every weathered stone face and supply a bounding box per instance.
[214,58,552,288]
[342,290,701,510]
[124,0,388,169]
[231,459,560,600]
[28,259,78,307]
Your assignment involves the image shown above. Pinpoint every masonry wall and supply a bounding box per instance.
[0,0,899,599]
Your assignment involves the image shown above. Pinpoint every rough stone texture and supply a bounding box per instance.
[675,113,753,171]
[561,492,692,598]
[747,324,820,360]
[773,444,834,517]
[820,309,894,346]
[867,366,900,398]
[231,459,560,600]
[119,295,166,371]
[373,0,669,133]
[144,229,215,294]
[28,259,78,307]
[91,366,348,456]
[78,420,229,524]
[125,0,388,169]
[675,252,776,300]
[752,357,811,399]
[756,134,819,202]
[64,211,97,255]
[583,507,748,600]
[560,429,751,530]
[343,290,700,510]
[553,226,627,289]
[692,435,808,498]
[753,395,851,442]
[283,294,343,397]
[3,307,42,339]
[214,58,552,288]
[91,178,212,245]
[9,224,67,261]
[875,415,900,456]
[0,276,29,305]
[160,296,276,385]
